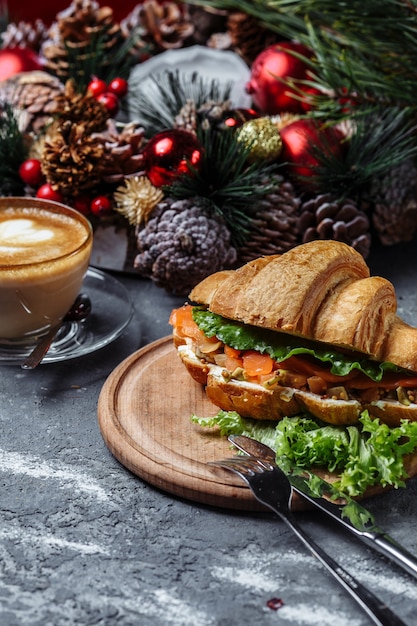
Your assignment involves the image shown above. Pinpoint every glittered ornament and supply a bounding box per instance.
[236,117,282,162]
[143,130,203,187]
[0,48,42,82]
[279,118,345,186]
[246,42,312,115]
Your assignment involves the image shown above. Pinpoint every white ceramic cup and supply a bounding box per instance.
[0,197,93,345]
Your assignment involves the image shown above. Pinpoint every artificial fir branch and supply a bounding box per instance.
[128,69,233,137]
[184,0,417,109]
[0,104,27,196]
[166,127,285,245]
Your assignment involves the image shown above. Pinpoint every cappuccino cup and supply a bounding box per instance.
[0,197,93,345]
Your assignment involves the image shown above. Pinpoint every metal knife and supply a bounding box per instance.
[229,434,417,580]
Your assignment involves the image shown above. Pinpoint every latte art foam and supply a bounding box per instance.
[0,206,89,265]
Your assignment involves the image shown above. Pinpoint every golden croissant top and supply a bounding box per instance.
[189,240,417,371]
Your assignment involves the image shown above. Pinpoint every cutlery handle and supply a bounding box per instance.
[21,324,61,369]
[292,484,417,581]
[280,511,408,626]
[366,533,417,580]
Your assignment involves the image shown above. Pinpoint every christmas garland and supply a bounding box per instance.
[1,0,417,295]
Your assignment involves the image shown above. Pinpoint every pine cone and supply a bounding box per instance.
[54,80,109,133]
[0,71,64,134]
[298,194,371,258]
[41,0,124,83]
[1,20,48,52]
[134,198,237,295]
[122,0,194,53]
[237,179,301,263]
[370,159,417,245]
[91,119,145,182]
[187,6,229,46]
[225,11,279,64]
[174,99,197,134]
[41,119,109,195]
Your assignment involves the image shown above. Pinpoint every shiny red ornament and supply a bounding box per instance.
[279,118,345,185]
[143,130,203,187]
[0,48,42,82]
[36,183,64,203]
[246,42,312,115]
[73,194,92,216]
[18,159,44,187]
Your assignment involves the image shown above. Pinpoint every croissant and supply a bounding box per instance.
[171,240,417,429]
[189,240,416,371]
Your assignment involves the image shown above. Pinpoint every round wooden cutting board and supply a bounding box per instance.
[98,336,266,511]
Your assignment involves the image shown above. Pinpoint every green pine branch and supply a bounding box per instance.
[128,69,233,137]
[0,103,27,196]
[183,1,417,109]
[167,127,285,245]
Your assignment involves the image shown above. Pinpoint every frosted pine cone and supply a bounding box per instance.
[1,20,48,52]
[134,198,237,295]
[298,194,371,258]
[370,159,417,245]
[237,179,301,262]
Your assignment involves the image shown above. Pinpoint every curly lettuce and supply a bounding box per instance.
[192,410,417,497]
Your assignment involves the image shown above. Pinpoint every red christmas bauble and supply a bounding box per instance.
[279,118,345,185]
[143,130,203,187]
[0,48,42,81]
[246,42,312,115]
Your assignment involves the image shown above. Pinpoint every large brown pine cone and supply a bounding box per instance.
[41,0,124,83]
[223,11,279,64]
[237,179,301,263]
[0,71,64,134]
[298,193,371,258]
[370,159,417,245]
[41,120,109,195]
[134,198,237,295]
[91,119,146,182]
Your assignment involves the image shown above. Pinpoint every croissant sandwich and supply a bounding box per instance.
[170,240,417,428]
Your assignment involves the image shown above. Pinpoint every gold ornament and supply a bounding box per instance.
[236,116,282,162]
[114,175,164,226]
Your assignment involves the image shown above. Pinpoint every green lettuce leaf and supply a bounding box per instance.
[192,409,417,497]
[192,307,401,382]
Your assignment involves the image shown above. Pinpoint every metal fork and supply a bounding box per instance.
[209,456,408,626]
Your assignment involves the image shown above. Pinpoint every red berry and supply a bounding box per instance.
[96,92,119,116]
[73,195,92,216]
[87,77,107,97]
[18,159,44,187]
[108,77,128,98]
[36,183,64,203]
[90,195,112,216]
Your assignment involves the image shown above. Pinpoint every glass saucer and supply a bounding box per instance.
[0,267,134,365]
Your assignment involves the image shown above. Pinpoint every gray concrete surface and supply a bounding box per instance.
[1,239,417,626]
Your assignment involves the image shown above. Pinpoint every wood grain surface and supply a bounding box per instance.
[97,337,270,510]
